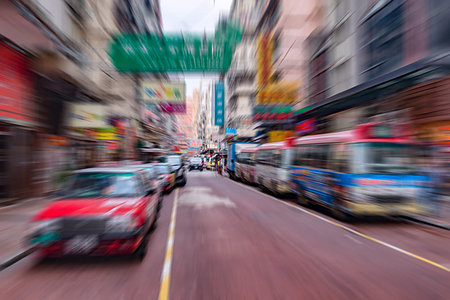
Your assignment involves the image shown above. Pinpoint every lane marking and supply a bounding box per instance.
[226,178,450,273]
[158,189,179,300]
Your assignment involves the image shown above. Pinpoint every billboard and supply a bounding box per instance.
[141,81,186,114]
[67,103,108,128]
[214,82,225,126]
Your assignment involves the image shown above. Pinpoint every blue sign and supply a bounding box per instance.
[225,128,236,136]
[214,82,225,126]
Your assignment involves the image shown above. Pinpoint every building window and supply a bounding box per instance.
[361,0,404,79]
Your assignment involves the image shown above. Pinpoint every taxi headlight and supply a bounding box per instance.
[27,219,60,236]
[106,215,139,232]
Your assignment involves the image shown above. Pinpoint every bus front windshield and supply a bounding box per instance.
[353,142,416,174]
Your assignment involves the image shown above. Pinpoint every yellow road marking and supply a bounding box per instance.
[227,178,450,273]
[158,189,179,300]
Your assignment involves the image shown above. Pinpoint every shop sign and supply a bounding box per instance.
[0,41,35,126]
[67,103,108,128]
[252,106,293,122]
[268,131,293,143]
[48,135,68,146]
[296,118,316,135]
[225,128,236,136]
[190,139,202,148]
[257,32,274,88]
[141,81,186,114]
[257,82,299,105]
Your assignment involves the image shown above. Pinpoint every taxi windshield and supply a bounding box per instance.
[64,173,140,198]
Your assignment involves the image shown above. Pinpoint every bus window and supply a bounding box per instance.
[281,148,293,168]
[273,149,281,167]
[330,143,349,173]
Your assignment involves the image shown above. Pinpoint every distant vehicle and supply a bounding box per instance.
[255,141,294,195]
[189,157,203,171]
[227,142,260,180]
[207,157,217,170]
[235,147,259,184]
[27,167,159,259]
[154,163,175,193]
[289,123,429,220]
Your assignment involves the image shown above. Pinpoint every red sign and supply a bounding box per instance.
[296,119,316,135]
[0,42,34,125]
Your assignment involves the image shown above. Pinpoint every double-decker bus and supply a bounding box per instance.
[289,123,429,220]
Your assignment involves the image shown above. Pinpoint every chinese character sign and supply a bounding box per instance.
[214,82,225,126]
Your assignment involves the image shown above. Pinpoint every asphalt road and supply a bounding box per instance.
[1,171,449,299]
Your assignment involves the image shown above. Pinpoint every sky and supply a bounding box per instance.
[160,0,233,96]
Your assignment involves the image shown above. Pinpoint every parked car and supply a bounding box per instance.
[189,157,203,171]
[27,167,159,259]
[154,163,175,193]
[156,155,187,187]
[127,164,163,211]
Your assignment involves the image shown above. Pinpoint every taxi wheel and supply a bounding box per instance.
[135,235,149,260]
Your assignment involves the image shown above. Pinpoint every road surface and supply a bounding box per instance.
[1,171,449,299]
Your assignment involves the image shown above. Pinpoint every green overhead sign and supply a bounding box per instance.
[108,23,242,73]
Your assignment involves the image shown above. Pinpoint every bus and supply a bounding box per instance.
[255,141,294,194]
[289,123,429,220]
[227,142,259,180]
[235,147,259,184]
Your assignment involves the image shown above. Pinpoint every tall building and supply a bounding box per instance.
[301,0,450,153]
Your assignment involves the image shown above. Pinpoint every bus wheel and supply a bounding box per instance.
[331,203,350,222]
[297,192,309,207]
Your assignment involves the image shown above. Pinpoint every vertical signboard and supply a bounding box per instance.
[0,41,34,126]
[214,82,224,126]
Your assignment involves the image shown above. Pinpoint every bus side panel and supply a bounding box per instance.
[290,167,336,206]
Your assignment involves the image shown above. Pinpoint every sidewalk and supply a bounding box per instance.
[0,197,54,259]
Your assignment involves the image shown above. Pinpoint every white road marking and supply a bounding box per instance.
[178,186,235,209]
[227,178,450,273]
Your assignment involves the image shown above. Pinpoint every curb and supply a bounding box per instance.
[403,216,450,230]
[0,246,36,271]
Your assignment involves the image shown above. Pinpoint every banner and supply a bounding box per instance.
[67,103,108,128]
[214,82,225,126]
[141,81,186,114]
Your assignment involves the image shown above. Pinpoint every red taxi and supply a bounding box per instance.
[27,167,158,259]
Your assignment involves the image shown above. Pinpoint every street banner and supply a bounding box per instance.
[108,24,242,73]
[214,82,225,126]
